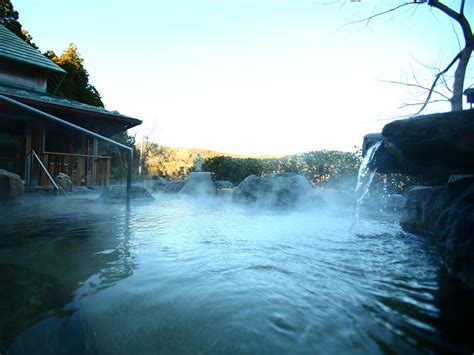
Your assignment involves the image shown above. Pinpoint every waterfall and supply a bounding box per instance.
[352,141,382,230]
[356,141,382,193]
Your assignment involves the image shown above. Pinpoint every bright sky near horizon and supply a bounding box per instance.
[13,0,474,155]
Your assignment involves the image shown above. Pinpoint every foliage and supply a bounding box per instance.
[45,44,103,107]
[142,144,361,188]
[202,150,362,188]
[141,144,224,179]
[0,0,37,48]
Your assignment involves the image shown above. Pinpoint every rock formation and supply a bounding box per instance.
[179,172,217,197]
[97,185,154,203]
[0,169,23,204]
[232,173,324,209]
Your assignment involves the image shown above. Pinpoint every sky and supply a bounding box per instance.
[13,0,474,155]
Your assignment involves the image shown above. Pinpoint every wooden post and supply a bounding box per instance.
[106,158,111,186]
[92,137,98,185]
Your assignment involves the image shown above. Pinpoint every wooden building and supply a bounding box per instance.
[0,24,141,188]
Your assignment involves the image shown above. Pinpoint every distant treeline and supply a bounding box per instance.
[142,143,362,188]
[202,151,361,188]
[142,143,447,192]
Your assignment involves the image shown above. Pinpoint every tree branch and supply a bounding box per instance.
[384,80,451,100]
[412,50,462,116]
[345,2,416,27]
[399,99,447,109]
[460,0,465,16]
[428,0,472,45]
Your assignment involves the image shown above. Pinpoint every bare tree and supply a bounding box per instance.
[343,0,473,114]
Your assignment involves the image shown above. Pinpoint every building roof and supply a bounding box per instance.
[0,85,142,136]
[0,23,65,75]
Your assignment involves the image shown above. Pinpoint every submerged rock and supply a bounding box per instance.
[97,185,154,202]
[179,172,217,197]
[232,173,324,209]
[0,263,72,351]
[0,169,23,204]
[401,177,474,287]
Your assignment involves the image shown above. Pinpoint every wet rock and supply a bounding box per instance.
[232,173,324,209]
[55,173,72,193]
[152,178,186,193]
[401,177,474,287]
[97,185,154,202]
[0,169,23,204]
[372,110,474,175]
[215,180,233,189]
[362,133,383,156]
[180,172,217,197]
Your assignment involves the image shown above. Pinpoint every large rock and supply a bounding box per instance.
[362,133,383,156]
[0,169,23,204]
[97,185,154,203]
[232,173,324,209]
[215,180,233,189]
[179,172,217,197]
[55,173,72,193]
[371,110,474,175]
[152,178,186,193]
[401,177,474,287]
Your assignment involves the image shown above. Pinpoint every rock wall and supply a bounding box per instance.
[401,177,474,287]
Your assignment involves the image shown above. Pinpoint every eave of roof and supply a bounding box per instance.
[0,85,142,128]
[0,23,66,75]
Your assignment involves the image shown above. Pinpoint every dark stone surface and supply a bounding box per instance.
[55,173,72,193]
[232,173,324,209]
[0,264,72,352]
[375,110,474,175]
[0,168,23,204]
[215,180,234,189]
[362,133,383,156]
[401,177,474,287]
[97,185,154,202]
[152,178,186,193]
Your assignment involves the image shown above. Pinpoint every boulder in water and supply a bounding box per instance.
[152,179,186,193]
[232,173,324,209]
[55,173,72,193]
[215,180,234,189]
[0,169,23,204]
[97,185,154,202]
[179,172,217,196]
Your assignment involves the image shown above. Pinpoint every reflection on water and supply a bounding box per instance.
[0,194,472,354]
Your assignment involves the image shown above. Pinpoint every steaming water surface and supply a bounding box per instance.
[0,194,472,354]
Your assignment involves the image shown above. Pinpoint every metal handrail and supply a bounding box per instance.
[26,149,65,194]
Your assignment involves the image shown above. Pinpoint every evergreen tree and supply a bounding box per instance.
[45,44,104,107]
[0,0,37,48]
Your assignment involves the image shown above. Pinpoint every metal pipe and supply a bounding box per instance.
[29,150,63,193]
[0,94,134,201]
